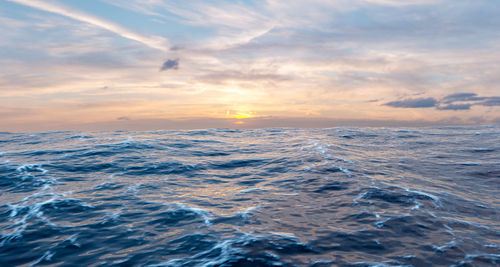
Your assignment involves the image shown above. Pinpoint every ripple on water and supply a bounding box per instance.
[0,126,498,266]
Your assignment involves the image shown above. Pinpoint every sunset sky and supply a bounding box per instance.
[1,0,499,131]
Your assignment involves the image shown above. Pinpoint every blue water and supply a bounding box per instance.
[0,126,499,266]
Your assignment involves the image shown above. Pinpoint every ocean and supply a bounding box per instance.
[0,126,499,266]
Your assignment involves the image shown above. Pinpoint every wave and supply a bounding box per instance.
[0,126,499,266]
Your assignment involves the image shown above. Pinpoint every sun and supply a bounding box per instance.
[225,109,255,119]
[233,112,254,119]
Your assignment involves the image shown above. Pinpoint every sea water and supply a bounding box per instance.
[0,126,499,266]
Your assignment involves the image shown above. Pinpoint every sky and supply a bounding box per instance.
[1,0,499,131]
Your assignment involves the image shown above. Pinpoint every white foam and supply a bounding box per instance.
[29,250,54,267]
[338,166,352,177]
[101,209,122,225]
[375,218,389,229]
[237,187,266,194]
[302,141,354,177]
[1,188,91,246]
[66,234,81,248]
[16,164,48,175]
[411,201,422,211]
[150,238,244,267]
[15,163,57,186]
[390,185,442,208]
[170,203,214,226]
[236,206,259,221]
[433,240,457,252]
[124,183,143,196]
[352,192,368,204]
[149,232,268,267]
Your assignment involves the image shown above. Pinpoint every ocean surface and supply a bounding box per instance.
[0,126,499,266]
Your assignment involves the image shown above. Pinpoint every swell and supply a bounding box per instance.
[0,126,498,266]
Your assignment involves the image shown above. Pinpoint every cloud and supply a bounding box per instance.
[441,93,484,103]
[2,0,500,129]
[7,0,169,52]
[160,59,179,71]
[480,97,500,106]
[438,104,471,110]
[441,93,500,108]
[385,97,437,108]
[385,93,500,111]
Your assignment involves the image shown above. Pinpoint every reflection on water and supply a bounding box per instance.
[0,126,499,266]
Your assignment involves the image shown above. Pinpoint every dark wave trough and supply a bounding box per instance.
[0,126,499,266]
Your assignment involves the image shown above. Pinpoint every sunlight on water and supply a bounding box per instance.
[0,126,499,266]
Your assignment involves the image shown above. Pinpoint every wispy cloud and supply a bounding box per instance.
[7,0,170,52]
[101,0,276,51]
